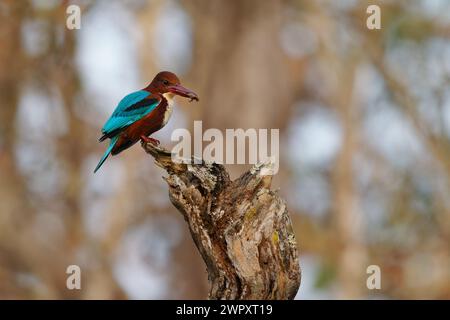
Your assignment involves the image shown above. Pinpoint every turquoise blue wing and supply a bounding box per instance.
[100,90,160,141]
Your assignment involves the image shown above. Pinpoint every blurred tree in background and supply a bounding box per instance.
[0,0,449,299]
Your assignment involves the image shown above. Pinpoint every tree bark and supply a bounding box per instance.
[142,142,301,300]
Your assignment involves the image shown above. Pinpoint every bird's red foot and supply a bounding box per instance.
[140,135,160,145]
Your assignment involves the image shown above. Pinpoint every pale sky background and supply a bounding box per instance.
[14,0,450,299]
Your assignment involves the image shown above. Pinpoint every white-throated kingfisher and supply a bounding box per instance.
[94,71,198,173]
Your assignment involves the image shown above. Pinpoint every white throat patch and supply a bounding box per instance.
[162,93,174,127]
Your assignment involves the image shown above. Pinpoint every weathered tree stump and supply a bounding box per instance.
[142,141,301,300]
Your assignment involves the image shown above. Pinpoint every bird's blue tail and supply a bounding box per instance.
[94,136,119,173]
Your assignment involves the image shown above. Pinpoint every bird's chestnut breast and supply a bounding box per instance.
[125,98,169,140]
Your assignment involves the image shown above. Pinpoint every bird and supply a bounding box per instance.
[94,71,199,173]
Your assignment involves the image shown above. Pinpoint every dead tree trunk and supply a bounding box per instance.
[142,142,301,300]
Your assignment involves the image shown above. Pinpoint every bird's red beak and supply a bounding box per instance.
[168,84,199,102]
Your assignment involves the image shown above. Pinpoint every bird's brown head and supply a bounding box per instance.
[148,71,199,102]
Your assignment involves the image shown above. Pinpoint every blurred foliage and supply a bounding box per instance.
[0,0,449,299]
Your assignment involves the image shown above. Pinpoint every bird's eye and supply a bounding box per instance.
[163,80,169,85]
